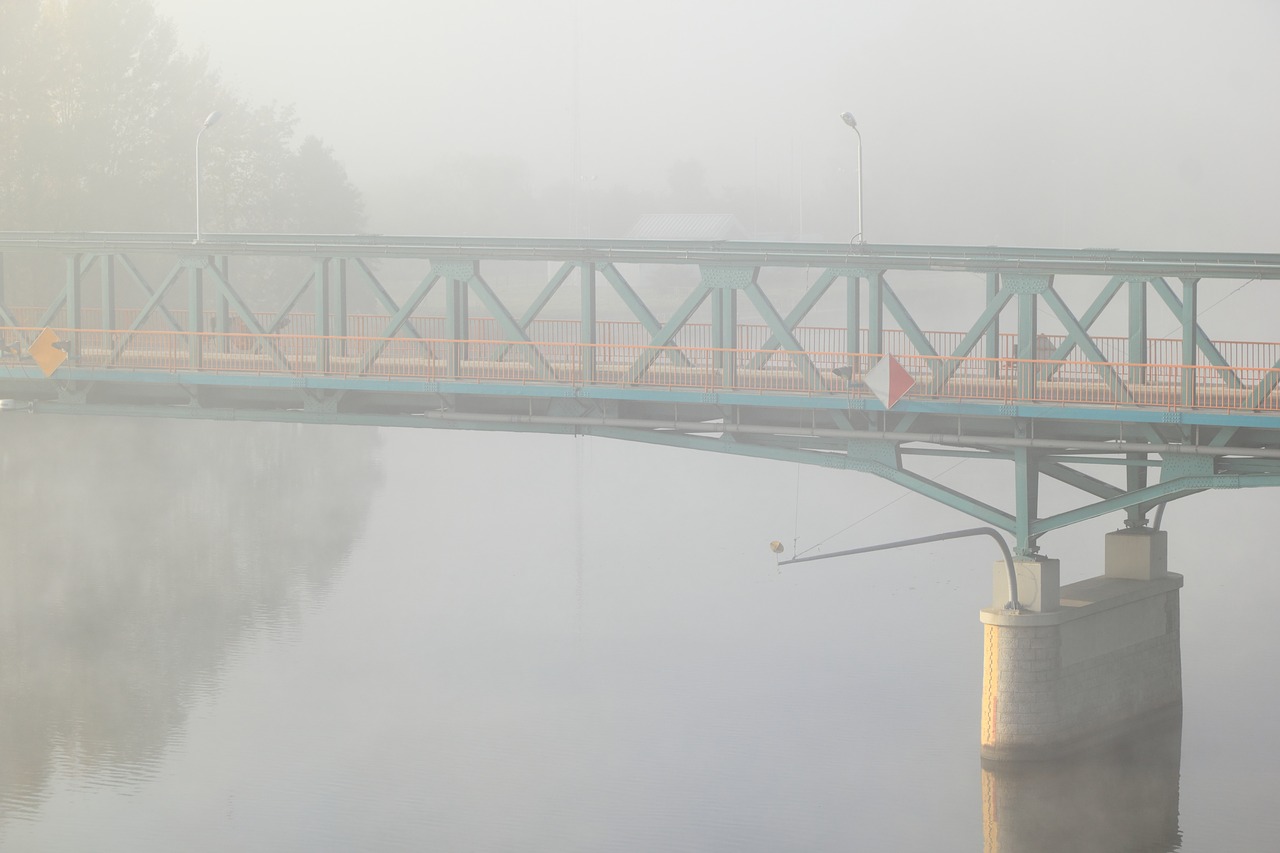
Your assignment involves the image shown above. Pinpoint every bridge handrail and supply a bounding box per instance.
[5,323,1280,414]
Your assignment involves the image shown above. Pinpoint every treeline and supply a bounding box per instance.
[0,0,363,234]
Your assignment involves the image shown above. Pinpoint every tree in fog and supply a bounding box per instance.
[0,0,363,234]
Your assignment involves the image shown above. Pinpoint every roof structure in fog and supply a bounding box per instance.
[626,213,747,241]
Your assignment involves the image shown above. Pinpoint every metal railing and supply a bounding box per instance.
[6,323,1280,413]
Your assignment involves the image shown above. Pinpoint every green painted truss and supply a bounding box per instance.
[5,232,1280,555]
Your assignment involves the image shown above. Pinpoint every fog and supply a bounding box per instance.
[149,0,1280,248]
[4,1,1280,850]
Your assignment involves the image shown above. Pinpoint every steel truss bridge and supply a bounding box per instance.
[4,232,1280,556]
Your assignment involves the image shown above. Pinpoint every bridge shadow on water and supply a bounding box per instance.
[0,415,382,822]
[981,707,1183,852]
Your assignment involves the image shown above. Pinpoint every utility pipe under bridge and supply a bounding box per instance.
[4,231,1280,759]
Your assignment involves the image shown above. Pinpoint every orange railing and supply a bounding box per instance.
[19,307,1280,374]
[7,323,1280,414]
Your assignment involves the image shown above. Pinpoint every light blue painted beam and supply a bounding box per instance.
[0,253,17,329]
[187,261,203,368]
[315,258,329,374]
[601,263,693,369]
[467,271,555,379]
[334,259,348,354]
[588,426,1018,532]
[1128,280,1147,385]
[1039,276,1125,380]
[741,278,824,388]
[202,260,291,371]
[268,271,316,334]
[356,271,441,374]
[493,260,575,363]
[214,256,230,352]
[100,254,116,336]
[880,276,939,362]
[744,268,840,368]
[847,273,862,372]
[65,255,82,358]
[1013,445,1038,554]
[1148,276,1243,390]
[14,233,1280,278]
[1181,277,1198,406]
[1040,460,1126,501]
[581,262,596,382]
[1031,474,1280,535]
[1017,290,1038,401]
[29,399,582,435]
[868,272,884,355]
[118,254,185,333]
[933,286,1015,389]
[625,285,710,383]
[1125,451,1149,527]
[351,258,426,340]
[1041,287,1134,404]
[446,277,468,379]
[984,272,1000,376]
[108,263,185,363]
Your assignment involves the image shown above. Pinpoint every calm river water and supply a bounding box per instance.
[0,416,1277,851]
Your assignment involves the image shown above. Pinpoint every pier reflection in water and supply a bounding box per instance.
[982,710,1182,853]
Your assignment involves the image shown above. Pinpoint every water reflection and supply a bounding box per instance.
[0,416,381,820]
[982,708,1183,853]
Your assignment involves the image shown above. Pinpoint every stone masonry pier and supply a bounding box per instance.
[980,529,1182,761]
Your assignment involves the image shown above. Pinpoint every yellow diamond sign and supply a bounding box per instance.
[28,328,68,377]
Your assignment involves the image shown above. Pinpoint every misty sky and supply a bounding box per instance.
[149,0,1280,249]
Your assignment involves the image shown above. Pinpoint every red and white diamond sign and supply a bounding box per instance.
[865,355,915,409]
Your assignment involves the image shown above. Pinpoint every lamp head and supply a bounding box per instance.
[202,110,222,130]
[840,111,857,130]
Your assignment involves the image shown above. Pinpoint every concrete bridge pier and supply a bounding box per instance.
[980,529,1182,761]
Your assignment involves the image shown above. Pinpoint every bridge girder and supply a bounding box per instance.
[5,233,1280,555]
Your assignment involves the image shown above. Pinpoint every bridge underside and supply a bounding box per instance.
[8,366,1280,557]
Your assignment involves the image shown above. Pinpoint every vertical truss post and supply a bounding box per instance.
[1180,278,1198,407]
[66,254,82,358]
[315,257,330,374]
[215,256,230,353]
[580,261,596,383]
[868,273,884,356]
[101,254,116,336]
[704,267,757,387]
[447,276,470,379]
[1017,291,1038,402]
[1128,280,1148,385]
[334,259,348,356]
[846,273,861,372]
[1125,451,1149,528]
[0,251,20,350]
[1013,435,1039,556]
[0,254,16,342]
[985,272,1001,377]
[187,260,203,368]
[711,285,738,387]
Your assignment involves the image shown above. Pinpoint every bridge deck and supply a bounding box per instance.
[3,322,1277,417]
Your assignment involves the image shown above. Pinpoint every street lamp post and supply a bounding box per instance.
[195,110,221,243]
[839,111,863,244]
